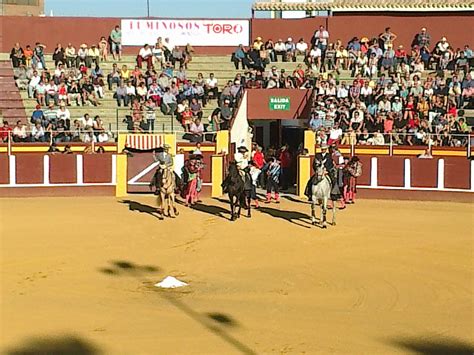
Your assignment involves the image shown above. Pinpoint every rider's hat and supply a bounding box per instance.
[237,146,248,152]
[163,144,171,149]
[320,143,328,149]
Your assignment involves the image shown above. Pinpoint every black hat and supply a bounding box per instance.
[237,146,248,152]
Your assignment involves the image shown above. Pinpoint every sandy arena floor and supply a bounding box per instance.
[0,195,473,354]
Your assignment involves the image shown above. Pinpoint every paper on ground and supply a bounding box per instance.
[154,276,188,288]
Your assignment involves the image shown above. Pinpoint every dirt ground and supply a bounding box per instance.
[1,195,473,355]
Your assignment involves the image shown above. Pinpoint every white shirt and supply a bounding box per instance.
[57,108,70,120]
[296,42,308,52]
[29,75,41,87]
[314,30,329,45]
[126,86,136,95]
[274,42,286,51]
[361,86,372,96]
[139,47,152,58]
[206,78,218,88]
[309,48,322,58]
[80,116,94,128]
[337,86,349,98]
[98,132,109,143]
[45,84,57,94]
[234,152,248,170]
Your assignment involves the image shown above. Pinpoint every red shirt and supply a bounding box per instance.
[252,151,265,169]
[0,126,12,141]
[279,150,292,168]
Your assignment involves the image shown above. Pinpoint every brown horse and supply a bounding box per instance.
[154,166,179,218]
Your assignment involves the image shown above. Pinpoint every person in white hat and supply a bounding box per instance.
[304,143,336,200]
[285,37,296,62]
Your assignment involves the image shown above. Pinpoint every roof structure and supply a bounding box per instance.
[252,1,474,12]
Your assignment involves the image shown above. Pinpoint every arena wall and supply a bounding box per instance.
[247,89,312,120]
[1,13,472,55]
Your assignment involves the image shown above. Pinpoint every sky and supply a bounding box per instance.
[44,0,268,18]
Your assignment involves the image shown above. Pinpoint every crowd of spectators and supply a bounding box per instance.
[231,26,473,147]
[8,24,474,147]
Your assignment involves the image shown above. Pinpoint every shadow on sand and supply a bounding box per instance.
[98,260,256,354]
[257,206,313,229]
[119,200,162,220]
[386,336,474,355]
[5,335,100,355]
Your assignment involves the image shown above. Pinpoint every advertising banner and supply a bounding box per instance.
[121,19,249,46]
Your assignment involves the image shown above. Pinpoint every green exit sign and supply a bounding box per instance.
[269,97,290,111]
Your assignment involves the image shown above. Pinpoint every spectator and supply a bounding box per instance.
[232,44,249,70]
[115,81,128,107]
[0,121,12,142]
[31,122,46,142]
[12,120,28,142]
[27,70,41,99]
[205,73,218,100]
[415,27,431,48]
[32,42,47,69]
[274,39,286,62]
[143,98,156,133]
[137,44,153,69]
[87,44,100,68]
[76,44,88,67]
[99,36,108,61]
[188,117,205,142]
[52,43,65,67]
[107,63,121,90]
[313,25,329,54]
[45,80,59,106]
[10,43,25,68]
[110,25,122,61]
[379,27,397,50]
[64,43,76,68]
[296,38,308,57]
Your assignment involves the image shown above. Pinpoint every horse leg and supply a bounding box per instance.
[322,198,327,229]
[161,192,169,217]
[247,194,251,218]
[171,193,179,216]
[332,200,336,226]
[311,199,317,226]
[156,195,164,220]
[229,196,235,221]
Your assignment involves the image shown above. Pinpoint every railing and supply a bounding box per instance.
[116,107,176,134]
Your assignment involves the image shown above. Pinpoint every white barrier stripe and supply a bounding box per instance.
[0,183,115,188]
[127,161,159,184]
[76,155,84,184]
[437,159,445,189]
[111,155,117,185]
[43,155,50,185]
[370,157,378,187]
[356,185,473,193]
[9,155,16,186]
[404,159,411,189]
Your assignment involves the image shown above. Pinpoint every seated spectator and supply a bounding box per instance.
[147,82,162,105]
[188,117,205,142]
[87,44,100,68]
[81,77,100,106]
[10,43,25,68]
[107,63,121,90]
[171,46,184,68]
[181,107,193,132]
[295,38,308,57]
[28,70,41,99]
[0,121,12,142]
[126,81,136,102]
[65,43,76,68]
[80,113,94,130]
[76,44,88,68]
[57,104,70,122]
[232,44,249,70]
[137,44,153,69]
[30,122,45,142]
[68,81,81,106]
[152,41,165,68]
[12,120,28,142]
[190,97,203,119]
[161,87,177,115]
[274,39,286,62]
[136,82,147,101]
[97,131,110,143]
[52,43,65,67]
[220,99,232,129]
[45,80,59,106]
[285,37,296,62]
[115,81,128,106]
[205,73,218,100]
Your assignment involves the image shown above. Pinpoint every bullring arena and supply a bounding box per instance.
[1,1,474,354]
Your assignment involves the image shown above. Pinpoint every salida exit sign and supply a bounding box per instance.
[269,97,290,111]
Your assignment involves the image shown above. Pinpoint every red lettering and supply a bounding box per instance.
[170,22,176,30]
[146,21,154,30]
[222,24,232,34]
[213,24,223,33]
[203,23,213,33]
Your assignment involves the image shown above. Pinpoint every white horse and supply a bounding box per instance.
[310,163,336,228]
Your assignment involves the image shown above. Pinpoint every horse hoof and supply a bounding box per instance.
[332,222,336,226]
[322,225,327,229]
[312,221,317,226]
[175,211,179,216]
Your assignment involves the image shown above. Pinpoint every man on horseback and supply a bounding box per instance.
[151,144,174,193]
[304,143,336,200]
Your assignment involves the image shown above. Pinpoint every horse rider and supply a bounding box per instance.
[304,143,336,200]
[222,145,252,194]
[152,144,174,191]
[330,144,346,208]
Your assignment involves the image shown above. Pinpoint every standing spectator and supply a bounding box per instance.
[10,43,25,68]
[313,25,329,55]
[279,144,292,190]
[23,45,33,67]
[99,36,108,62]
[33,42,47,69]
[143,98,156,133]
[265,157,281,204]
[415,27,431,48]
[110,25,122,61]
[65,43,76,68]
[379,27,397,50]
